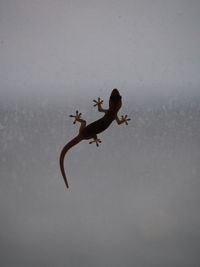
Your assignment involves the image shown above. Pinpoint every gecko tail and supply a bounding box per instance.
[59,135,82,188]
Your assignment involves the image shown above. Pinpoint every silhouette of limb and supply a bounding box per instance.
[69,110,86,132]
[89,135,102,147]
[115,115,131,125]
[93,97,108,113]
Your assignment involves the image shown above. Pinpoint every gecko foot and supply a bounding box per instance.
[69,110,82,124]
[93,97,103,107]
[120,115,131,125]
[89,138,102,147]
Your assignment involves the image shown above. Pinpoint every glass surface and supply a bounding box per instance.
[1,1,200,266]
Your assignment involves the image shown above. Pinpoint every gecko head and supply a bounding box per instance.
[109,88,122,110]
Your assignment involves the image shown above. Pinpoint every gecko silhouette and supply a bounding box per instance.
[59,88,130,188]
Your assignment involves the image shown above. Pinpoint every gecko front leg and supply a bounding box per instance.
[93,97,108,113]
[115,114,131,125]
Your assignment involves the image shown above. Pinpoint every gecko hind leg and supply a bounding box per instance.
[69,110,86,132]
[89,135,102,147]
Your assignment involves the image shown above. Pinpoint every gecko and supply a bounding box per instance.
[59,88,130,188]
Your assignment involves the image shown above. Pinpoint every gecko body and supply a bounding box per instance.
[59,89,130,188]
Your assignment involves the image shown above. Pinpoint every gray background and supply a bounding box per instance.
[0,0,200,266]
